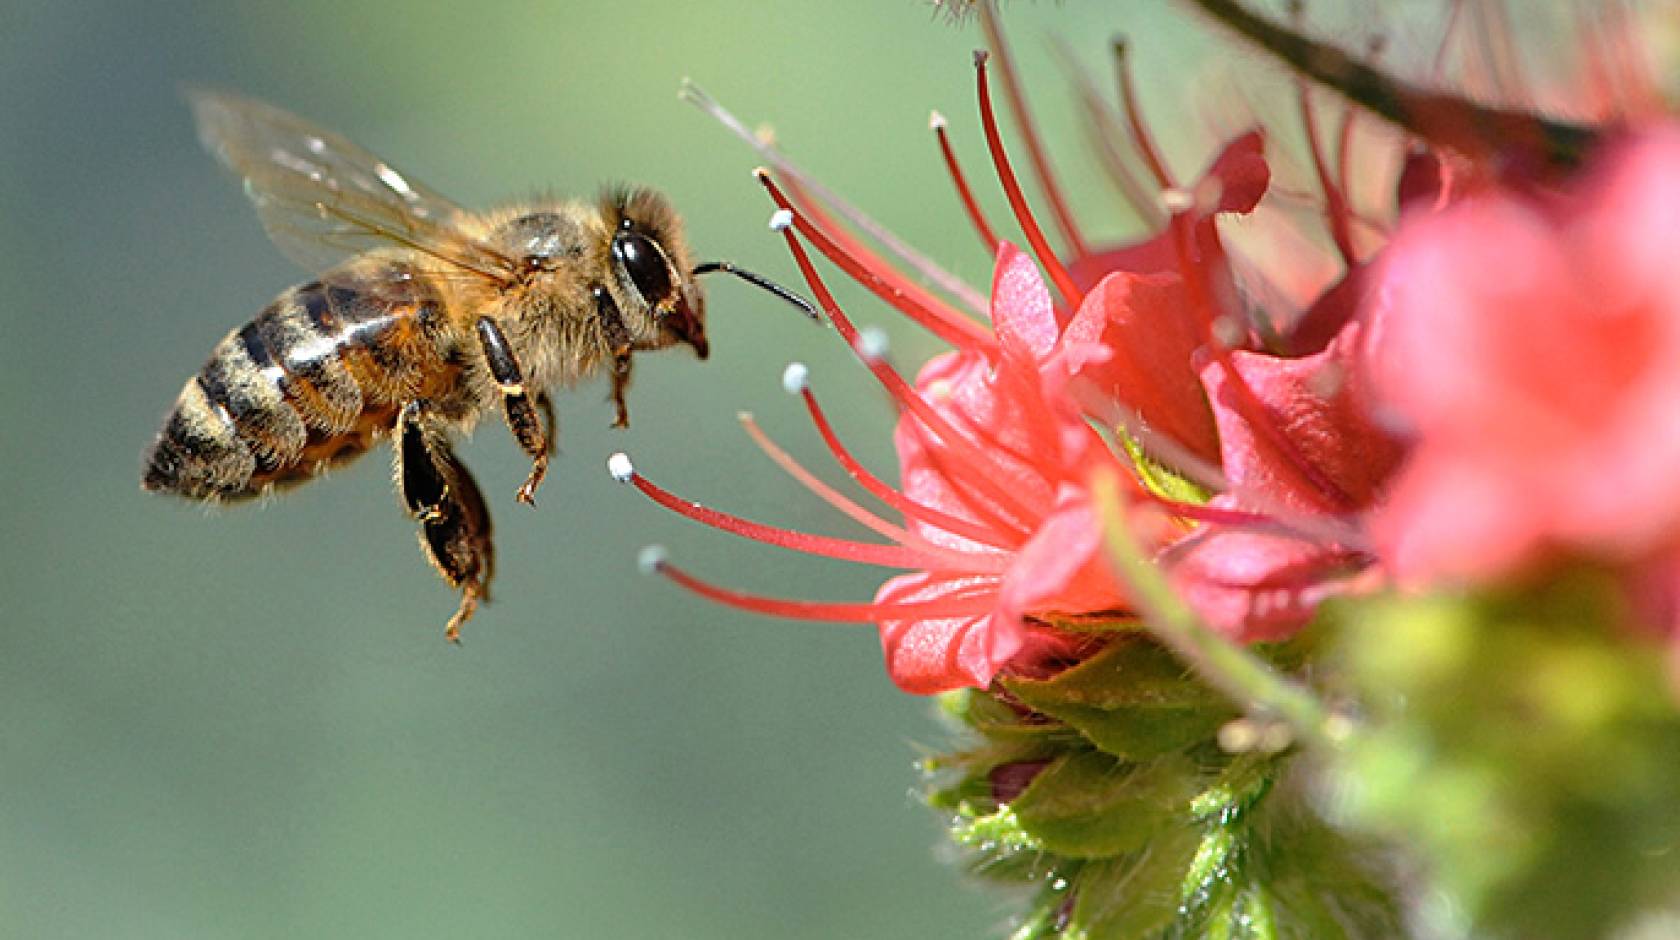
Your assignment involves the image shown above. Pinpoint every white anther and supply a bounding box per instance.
[855,326,890,360]
[1160,187,1195,213]
[782,362,810,394]
[636,545,668,575]
[929,109,948,131]
[607,452,635,483]
[768,208,794,232]
[1218,718,1260,753]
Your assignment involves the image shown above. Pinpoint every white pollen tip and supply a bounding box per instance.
[929,110,948,131]
[855,326,890,361]
[607,452,635,483]
[768,208,794,232]
[637,544,669,575]
[1160,187,1195,213]
[781,362,810,394]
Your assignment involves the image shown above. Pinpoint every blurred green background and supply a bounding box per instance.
[0,1,1244,937]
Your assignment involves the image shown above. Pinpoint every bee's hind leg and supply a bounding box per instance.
[474,316,552,506]
[395,401,494,644]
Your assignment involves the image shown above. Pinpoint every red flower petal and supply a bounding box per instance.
[998,488,1128,625]
[1166,524,1355,641]
[1060,270,1222,463]
[990,242,1061,360]
[1201,322,1403,515]
[1204,129,1269,214]
[1066,130,1271,293]
[876,572,1017,694]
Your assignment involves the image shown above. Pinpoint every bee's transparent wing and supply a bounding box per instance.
[189,89,516,283]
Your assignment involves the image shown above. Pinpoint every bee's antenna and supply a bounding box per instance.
[692,261,821,322]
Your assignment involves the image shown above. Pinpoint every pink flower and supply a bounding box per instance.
[874,245,1135,692]
[615,238,1136,694]
[638,16,1448,684]
[1368,125,1680,587]
[1058,132,1270,466]
[1165,317,1403,639]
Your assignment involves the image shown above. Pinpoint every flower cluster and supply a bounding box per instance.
[626,2,1680,698]
[620,2,1680,936]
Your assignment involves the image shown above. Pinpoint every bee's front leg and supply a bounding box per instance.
[609,350,633,429]
[474,316,551,505]
[593,285,635,429]
[396,401,494,644]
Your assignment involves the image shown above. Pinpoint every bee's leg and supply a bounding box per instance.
[609,351,633,429]
[474,316,551,505]
[395,401,495,644]
[535,391,557,457]
[593,285,634,429]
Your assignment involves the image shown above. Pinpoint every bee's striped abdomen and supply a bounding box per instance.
[143,259,448,500]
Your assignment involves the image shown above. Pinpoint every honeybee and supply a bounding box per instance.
[143,91,813,642]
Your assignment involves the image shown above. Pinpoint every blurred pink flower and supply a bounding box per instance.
[1368,125,1680,586]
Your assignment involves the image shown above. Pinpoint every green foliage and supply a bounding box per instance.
[1326,571,1680,940]
[929,635,1405,939]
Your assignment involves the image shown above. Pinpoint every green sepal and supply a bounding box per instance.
[1006,637,1230,710]
[1010,750,1199,859]
[1064,824,1202,939]
[1172,753,1402,940]
[1120,429,1212,505]
[1004,638,1238,760]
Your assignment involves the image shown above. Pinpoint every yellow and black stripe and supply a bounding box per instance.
[143,260,446,500]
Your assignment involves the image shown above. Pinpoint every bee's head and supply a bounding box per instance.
[603,187,707,359]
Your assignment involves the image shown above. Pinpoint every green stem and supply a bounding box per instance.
[1092,472,1338,750]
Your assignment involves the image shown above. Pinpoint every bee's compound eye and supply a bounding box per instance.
[612,232,674,307]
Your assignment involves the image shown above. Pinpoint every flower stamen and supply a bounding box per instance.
[609,453,986,571]
[737,410,1006,570]
[974,50,1084,308]
[680,79,991,312]
[977,0,1091,258]
[931,110,1003,257]
[1111,39,1178,190]
[1297,84,1358,266]
[645,552,1001,622]
[768,208,1051,531]
[790,371,1026,548]
[757,170,998,351]
[1054,37,1166,227]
